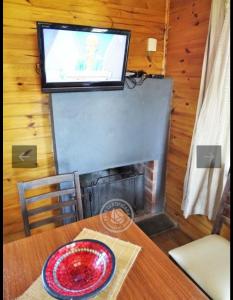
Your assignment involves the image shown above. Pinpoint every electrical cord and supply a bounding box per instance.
[136,74,147,85]
[125,77,137,89]
[125,74,147,89]
[125,70,164,89]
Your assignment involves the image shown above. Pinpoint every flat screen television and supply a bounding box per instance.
[37,22,131,93]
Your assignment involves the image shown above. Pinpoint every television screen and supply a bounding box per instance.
[37,22,131,93]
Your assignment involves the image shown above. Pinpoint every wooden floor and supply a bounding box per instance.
[151,227,193,254]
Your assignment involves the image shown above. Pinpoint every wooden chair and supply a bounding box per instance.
[18,172,83,236]
[169,172,230,300]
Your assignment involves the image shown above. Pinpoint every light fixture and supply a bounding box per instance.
[147,38,157,64]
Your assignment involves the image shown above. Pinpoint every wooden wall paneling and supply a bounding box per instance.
[165,0,230,240]
[162,0,170,74]
[3,0,169,242]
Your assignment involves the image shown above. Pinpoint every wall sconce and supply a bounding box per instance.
[147,38,157,64]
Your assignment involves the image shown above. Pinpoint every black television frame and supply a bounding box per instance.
[36,21,131,93]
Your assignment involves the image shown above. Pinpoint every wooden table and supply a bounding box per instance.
[4,210,208,300]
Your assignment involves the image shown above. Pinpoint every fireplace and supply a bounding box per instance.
[50,79,172,221]
[79,160,158,219]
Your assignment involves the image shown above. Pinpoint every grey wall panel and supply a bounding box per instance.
[50,78,172,212]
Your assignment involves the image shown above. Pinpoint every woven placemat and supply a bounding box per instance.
[16,228,141,300]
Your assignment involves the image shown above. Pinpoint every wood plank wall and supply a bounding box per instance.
[165,0,230,241]
[3,0,168,243]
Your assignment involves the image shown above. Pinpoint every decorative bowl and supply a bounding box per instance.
[42,239,116,299]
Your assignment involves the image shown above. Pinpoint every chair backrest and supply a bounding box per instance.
[212,171,230,234]
[18,172,83,236]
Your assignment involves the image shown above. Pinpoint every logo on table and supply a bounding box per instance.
[100,199,134,233]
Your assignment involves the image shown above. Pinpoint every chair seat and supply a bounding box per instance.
[168,234,230,300]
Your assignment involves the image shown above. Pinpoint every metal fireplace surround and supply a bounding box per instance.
[80,165,144,218]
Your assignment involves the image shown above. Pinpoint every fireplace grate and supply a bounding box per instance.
[81,169,145,218]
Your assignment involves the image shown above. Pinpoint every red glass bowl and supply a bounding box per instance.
[42,239,116,299]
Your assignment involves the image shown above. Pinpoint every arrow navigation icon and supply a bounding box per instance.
[19,149,33,161]
[12,145,37,168]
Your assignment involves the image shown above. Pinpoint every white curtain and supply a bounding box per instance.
[182,0,230,220]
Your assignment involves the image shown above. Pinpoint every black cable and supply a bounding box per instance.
[125,77,137,89]
[125,73,147,89]
[125,71,164,89]
[136,74,147,85]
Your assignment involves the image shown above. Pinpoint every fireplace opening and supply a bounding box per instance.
[79,160,158,219]
[80,164,145,218]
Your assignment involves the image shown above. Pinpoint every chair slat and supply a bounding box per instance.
[27,199,78,216]
[23,174,74,190]
[26,188,75,204]
[29,213,77,229]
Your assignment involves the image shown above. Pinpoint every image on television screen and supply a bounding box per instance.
[43,29,127,83]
